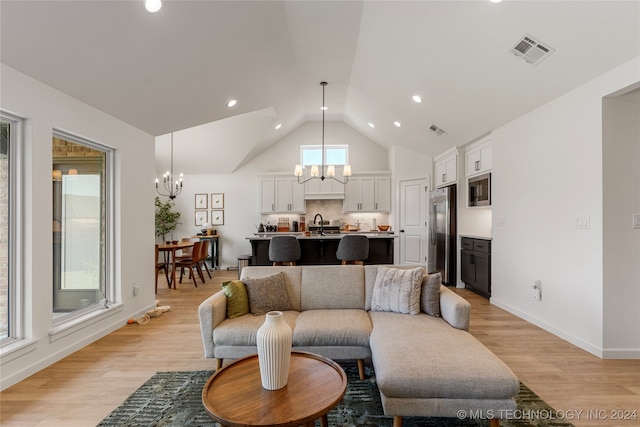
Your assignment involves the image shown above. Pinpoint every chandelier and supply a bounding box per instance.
[294,82,352,185]
[155,133,184,199]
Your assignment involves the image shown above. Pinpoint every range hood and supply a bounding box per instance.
[303,179,345,200]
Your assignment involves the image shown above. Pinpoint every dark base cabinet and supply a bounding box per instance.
[460,237,491,298]
[250,237,394,266]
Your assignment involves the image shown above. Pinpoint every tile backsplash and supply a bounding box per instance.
[261,199,390,231]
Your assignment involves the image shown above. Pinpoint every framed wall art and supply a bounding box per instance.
[211,193,224,209]
[195,210,208,226]
[195,193,208,209]
[210,210,224,226]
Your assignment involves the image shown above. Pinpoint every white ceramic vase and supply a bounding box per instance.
[256,310,292,390]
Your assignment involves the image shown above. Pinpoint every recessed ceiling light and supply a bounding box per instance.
[489,0,503,3]
[412,95,423,103]
[145,0,162,13]
[227,99,237,107]
[368,122,375,128]
[275,123,282,130]
[394,121,402,128]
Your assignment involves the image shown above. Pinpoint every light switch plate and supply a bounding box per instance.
[633,214,640,229]
[574,215,590,229]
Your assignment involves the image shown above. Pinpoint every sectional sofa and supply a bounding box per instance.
[198,265,519,426]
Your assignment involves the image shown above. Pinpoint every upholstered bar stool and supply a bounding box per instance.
[336,235,369,265]
[268,236,301,266]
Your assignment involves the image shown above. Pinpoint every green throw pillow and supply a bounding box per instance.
[221,280,249,319]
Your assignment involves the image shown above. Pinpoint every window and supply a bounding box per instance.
[300,144,348,166]
[0,112,20,344]
[52,131,113,322]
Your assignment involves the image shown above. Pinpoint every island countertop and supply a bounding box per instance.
[247,233,396,265]
[248,232,397,240]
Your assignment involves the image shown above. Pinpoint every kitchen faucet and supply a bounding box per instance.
[313,213,324,235]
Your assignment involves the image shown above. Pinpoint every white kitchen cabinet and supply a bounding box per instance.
[259,176,276,213]
[259,175,305,213]
[434,148,458,188]
[343,174,390,212]
[465,138,493,177]
[275,177,305,213]
[374,176,391,212]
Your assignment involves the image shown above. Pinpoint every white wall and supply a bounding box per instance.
[0,65,156,389]
[602,88,640,357]
[170,121,389,268]
[490,57,640,357]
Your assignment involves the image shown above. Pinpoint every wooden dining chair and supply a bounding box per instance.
[176,241,205,287]
[155,244,170,293]
[176,237,199,260]
[199,239,212,279]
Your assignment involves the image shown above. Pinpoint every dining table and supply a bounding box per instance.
[157,241,195,289]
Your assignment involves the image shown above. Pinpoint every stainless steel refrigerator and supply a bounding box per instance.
[428,185,457,285]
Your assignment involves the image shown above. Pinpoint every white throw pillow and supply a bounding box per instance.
[371,266,424,315]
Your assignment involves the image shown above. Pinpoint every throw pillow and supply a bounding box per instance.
[221,280,249,319]
[422,272,441,317]
[243,272,292,315]
[371,266,424,315]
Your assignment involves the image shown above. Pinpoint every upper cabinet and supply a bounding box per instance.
[434,147,459,188]
[259,176,276,213]
[275,177,305,213]
[259,175,305,213]
[343,173,390,212]
[465,137,493,177]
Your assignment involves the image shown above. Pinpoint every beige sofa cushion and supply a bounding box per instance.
[213,311,299,346]
[293,309,372,347]
[369,311,519,400]
[300,266,365,310]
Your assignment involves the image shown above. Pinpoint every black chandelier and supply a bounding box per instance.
[155,133,184,199]
[294,82,351,185]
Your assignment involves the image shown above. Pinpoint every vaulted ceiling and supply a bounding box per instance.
[1,1,639,174]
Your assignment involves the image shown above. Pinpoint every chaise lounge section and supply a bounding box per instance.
[198,265,519,425]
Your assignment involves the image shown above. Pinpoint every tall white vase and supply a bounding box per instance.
[256,311,292,390]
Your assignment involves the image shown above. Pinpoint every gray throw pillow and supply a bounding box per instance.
[422,272,441,317]
[243,272,292,315]
[371,266,424,315]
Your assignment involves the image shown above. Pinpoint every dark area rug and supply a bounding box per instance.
[98,365,573,427]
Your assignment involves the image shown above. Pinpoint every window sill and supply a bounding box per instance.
[49,303,123,343]
[0,338,39,365]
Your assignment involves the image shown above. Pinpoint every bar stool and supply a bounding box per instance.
[269,236,301,266]
[336,235,369,265]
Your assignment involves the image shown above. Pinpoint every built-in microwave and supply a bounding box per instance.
[468,173,491,207]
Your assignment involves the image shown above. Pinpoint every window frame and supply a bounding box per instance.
[300,144,349,167]
[0,111,23,347]
[51,129,115,326]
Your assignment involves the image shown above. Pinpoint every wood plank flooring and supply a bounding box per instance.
[1,269,638,427]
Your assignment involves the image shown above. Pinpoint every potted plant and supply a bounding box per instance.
[155,196,181,242]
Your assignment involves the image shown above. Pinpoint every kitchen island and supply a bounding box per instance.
[248,233,396,266]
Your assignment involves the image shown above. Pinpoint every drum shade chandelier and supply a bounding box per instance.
[155,133,184,199]
[294,82,352,185]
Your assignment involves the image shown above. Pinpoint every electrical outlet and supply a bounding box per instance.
[633,214,640,229]
[132,282,139,297]
[532,280,542,301]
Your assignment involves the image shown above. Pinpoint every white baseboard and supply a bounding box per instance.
[490,297,604,358]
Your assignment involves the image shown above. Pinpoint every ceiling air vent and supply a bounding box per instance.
[429,124,446,137]
[510,34,555,66]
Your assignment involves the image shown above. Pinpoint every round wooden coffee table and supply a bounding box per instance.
[202,351,347,427]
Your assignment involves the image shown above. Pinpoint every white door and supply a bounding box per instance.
[399,179,428,266]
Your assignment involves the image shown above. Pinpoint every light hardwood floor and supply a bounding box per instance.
[1,269,639,427]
